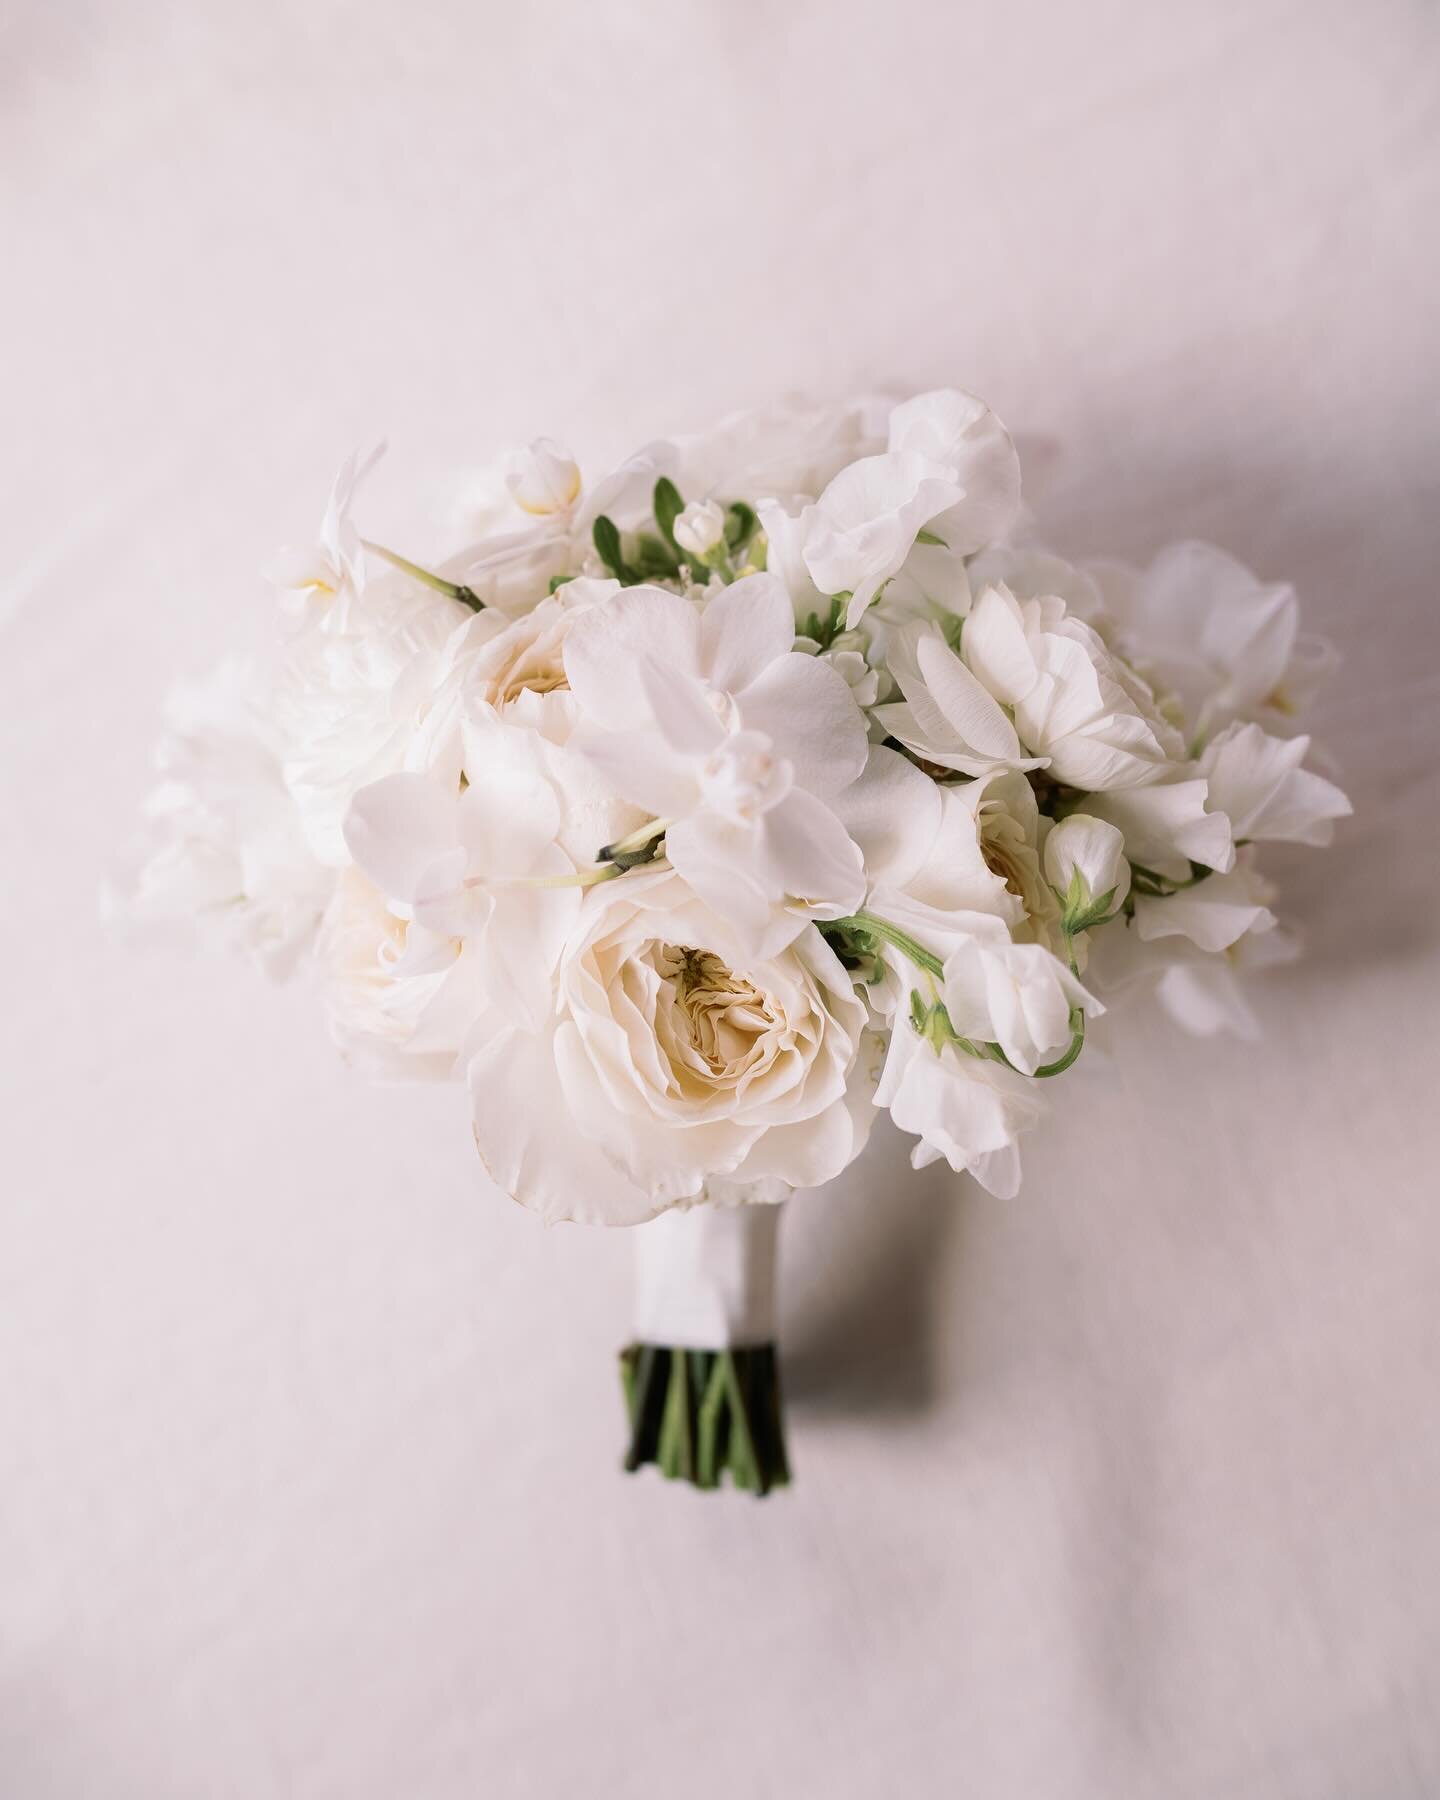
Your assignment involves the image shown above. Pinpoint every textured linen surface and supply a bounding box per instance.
[3,4,1438,1796]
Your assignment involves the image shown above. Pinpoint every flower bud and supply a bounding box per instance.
[506,438,582,517]
[673,499,727,559]
[1044,814,1130,928]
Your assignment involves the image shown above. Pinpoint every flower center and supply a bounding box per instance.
[698,730,793,824]
[653,943,778,1081]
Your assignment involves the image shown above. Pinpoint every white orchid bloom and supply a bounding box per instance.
[873,620,1047,778]
[264,444,384,623]
[564,574,870,951]
[505,438,582,518]
[961,582,1183,790]
[1198,721,1351,847]
[342,710,635,1034]
[941,936,1102,1077]
[875,1022,1043,1198]
[1043,814,1131,925]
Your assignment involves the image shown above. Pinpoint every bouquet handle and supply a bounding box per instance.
[620,1201,789,1495]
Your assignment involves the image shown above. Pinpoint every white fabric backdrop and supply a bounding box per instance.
[4,3,1439,1795]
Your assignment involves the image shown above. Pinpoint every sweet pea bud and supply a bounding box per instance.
[673,499,727,559]
[506,438,582,516]
[1044,814,1130,930]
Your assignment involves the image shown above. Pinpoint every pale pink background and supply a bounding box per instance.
[3,4,1439,1795]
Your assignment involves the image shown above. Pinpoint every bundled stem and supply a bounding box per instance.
[619,1343,790,1496]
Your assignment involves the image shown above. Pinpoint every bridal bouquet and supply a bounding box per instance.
[112,389,1349,1495]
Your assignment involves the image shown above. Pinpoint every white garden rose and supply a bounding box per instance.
[466,871,875,1224]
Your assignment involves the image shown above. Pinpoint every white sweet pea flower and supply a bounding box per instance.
[564,574,870,951]
[875,1022,1042,1198]
[786,388,1018,637]
[1155,919,1299,1040]
[1082,771,1234,883]
[465,872,876,1224]
[1093,542,1339,740]
[505,438,582,517]
[1044,815,1131,926]
[1133,857,1277,954]
[672,499,727,558]
[264,444,384,623]
[941,936,1102,1077]
[885,388,1021,557]
[873,620,1046,778]
[1197,721,1351,846]
[962,583,1184,789]
[104,657,332,978]
[800,452,964,630]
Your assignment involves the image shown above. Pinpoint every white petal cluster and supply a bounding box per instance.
[110,389,1350,1220]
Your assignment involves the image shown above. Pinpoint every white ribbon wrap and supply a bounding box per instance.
[632,1201,782,1349]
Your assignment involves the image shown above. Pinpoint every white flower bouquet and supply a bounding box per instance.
[111,389,1350,1495]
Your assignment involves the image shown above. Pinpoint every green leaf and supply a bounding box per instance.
[548,573,577,594]
[653,476,684,545]
[916,528,949,548]
[592,515,633,584]
[724,500,758,552]
[632,531,680,579]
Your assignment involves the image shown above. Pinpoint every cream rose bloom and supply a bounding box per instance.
[466,871,876,1224]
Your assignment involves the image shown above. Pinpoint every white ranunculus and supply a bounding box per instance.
[961,583,1184,790]
[1043,814,1131,924]
[1197,721,1351,846]
[941,934,1101,1076]
[564,574,870,952]
[873,620,1046,778]
[1082,771,1234,884]
[673,499,727,559]
[314,866,470,1080]
[800,451,965,628]
[885,388,1021,558]
[506,438,583,518]
[104,657,333,978]
[466,872,876,1224]
[875,1022,1042,1198]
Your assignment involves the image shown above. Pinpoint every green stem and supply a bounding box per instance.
[831,910,945,978]
[362,539,484,611]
